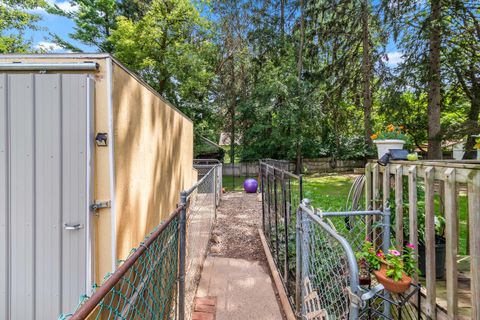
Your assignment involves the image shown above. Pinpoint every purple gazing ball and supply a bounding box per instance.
[243,178,258,193]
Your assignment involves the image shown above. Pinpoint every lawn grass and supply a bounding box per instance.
[434,192,469,255]
[302,175,355,211]
[222,174,355,204]
[222,145,242,164]
[222,175,256,192]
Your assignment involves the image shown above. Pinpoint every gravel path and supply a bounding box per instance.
[196,191,286,320]
[208,192,267,263]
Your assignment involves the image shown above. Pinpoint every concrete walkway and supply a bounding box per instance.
[195,256,284,320]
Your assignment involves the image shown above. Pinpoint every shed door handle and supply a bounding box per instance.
[64,223,84,230]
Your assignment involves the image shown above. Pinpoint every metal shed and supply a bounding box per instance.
[0,54,196,319]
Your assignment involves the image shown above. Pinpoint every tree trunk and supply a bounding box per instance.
[295,0,305,175]
[362,0,373,150]
[230,99,236,167]
[463,83,480,159]
[280,0,285,46]
[427,0,443,159]
[158,78,167,95]
[297,0,304,81]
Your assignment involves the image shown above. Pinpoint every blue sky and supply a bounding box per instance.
[26,0,402,66]
[26,0,93,52]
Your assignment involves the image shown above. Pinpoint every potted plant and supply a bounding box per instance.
[393,181,446,280]
[474,136,480,160]
[417,215,446,279]
[357,240,417,293]
[371,124,407,159]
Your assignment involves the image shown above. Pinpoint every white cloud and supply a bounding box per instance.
[385,51,404,67]
[50,0,77,13]
[35,41,63,52]
[30,0,78,14]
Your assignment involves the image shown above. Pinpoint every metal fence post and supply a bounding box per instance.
[218,163,222,204]
[295,200,306,318]
[267,169,271,240]
[382,204,392,319]
[260,162,265,232]
[282,170,289,285]
[178,191,187,320]
[273,167,280,265]
[299,174,303,204]
[213,165,217,216]
[297,199,310,319]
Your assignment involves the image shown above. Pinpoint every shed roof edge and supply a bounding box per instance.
[0,53,194,124]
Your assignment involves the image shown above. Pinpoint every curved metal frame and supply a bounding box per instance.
[299,202,361,319]
[297,200,392,320]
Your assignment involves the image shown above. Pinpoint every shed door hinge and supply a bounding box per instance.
[90,200,111,214]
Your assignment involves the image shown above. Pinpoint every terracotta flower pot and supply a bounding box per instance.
[373,264,411,293]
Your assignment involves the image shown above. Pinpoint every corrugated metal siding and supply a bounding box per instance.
[0,73,90,319]
[35,74,62,317]
[9,74,35,320]
[61,74,88,313]
[0,74,8,320]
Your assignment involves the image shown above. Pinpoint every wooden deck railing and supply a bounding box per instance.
[365,160,480,319]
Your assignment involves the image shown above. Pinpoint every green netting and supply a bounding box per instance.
[184,165,217,319]
[60,165,220,320]
[59,214,179,320]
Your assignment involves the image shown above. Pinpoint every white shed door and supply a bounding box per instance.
[0,73,94,319]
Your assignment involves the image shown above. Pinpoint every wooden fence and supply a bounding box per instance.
[223,158,364,176]
[365,160,480,319]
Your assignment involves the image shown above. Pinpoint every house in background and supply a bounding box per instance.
[0,54,196,319]
[446,138,480,160]
[195,135,225,161]
[415,139,480,160]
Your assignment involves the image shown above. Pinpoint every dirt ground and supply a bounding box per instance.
[208,192,267,263]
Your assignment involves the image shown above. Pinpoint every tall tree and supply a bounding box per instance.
[362,0,373,149]
[382,0,446,159]
[49,0,118,52]
[212,0,251,164]
[0,0,46,53]
[444,1,480,159]
[427,0,443,159]
[295,0,304,173]
[110,0,216,109]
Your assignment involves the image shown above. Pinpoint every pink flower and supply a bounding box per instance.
[376,252,384,257]
[365,236,371,242]
[407,243,415,249]
[389,249,401,256]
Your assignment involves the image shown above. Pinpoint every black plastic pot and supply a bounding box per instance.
[418,235,446,279]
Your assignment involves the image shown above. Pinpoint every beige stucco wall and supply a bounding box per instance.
[111,61,195,262]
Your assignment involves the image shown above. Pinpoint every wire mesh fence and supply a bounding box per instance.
[262,158,293,172]
[260,161,303,309]
[298,203,365,319]
[193,159,222,207]
[320,210,386,255]
[298,201,422,320]
[60,164,220,320]
[61,207,182,320]
[259,160,424,319]
[181,166,218,320]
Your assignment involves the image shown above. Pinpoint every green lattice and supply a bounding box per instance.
[60,215,179,320]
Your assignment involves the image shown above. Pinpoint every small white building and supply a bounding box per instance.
[449,137,480,160]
